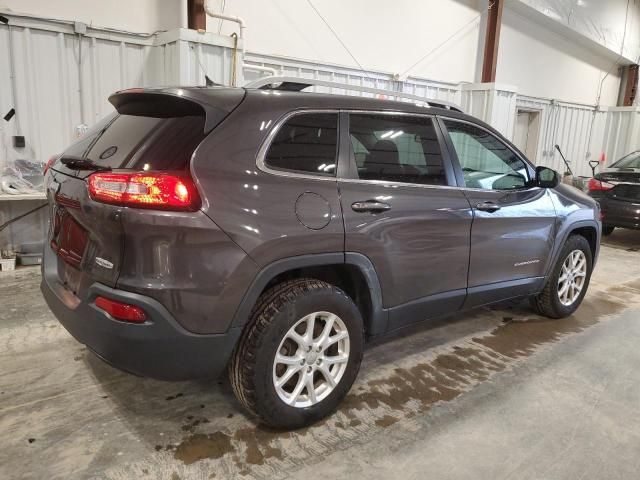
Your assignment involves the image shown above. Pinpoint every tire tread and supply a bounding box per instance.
[229,278,343,420]
[531,234,592,319]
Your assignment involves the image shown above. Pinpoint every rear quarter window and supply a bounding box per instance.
[264,112,338,176]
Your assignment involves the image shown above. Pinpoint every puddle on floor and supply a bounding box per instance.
[159,280,637,477]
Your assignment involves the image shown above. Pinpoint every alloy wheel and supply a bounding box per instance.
[557,249,587,306]
[272,311,350,408]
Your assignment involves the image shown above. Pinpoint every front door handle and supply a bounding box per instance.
[351,200,391,213]
[475,201,501,213]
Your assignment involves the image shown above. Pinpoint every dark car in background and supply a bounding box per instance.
[588,152,640,235]
[42,84,601,429]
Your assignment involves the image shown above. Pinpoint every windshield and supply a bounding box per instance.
[611,152,640,169]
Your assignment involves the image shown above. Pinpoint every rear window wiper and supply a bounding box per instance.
[60,156,112,171]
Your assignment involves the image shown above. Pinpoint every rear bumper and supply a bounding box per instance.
[599,197,640,229]
[41,274,241,381]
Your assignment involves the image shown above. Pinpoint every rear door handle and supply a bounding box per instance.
[351,200,391,213]
[475,201,501,213]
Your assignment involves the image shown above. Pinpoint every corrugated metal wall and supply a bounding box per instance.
[516,95,640,177]
[243,52,461,105]
[460,84,519,140]
[0,18,238,171]
[516,95,600,177]
[0,14,238,251]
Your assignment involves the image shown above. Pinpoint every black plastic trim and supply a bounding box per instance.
[230,252,388,335]
[386,288,466,332]
[464,276,546,309]
[41,276,240,380]
[546,220,601,276]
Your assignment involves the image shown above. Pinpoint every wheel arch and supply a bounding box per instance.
[230,253,387,336]
[547,220,600,277]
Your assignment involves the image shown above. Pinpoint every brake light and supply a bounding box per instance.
[88,172,200,211]
[44,155,58,175]
[95,296,147,323]
[587,177,614,192]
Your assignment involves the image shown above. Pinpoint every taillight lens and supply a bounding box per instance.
[88,172,200,211]
[95,296,147,323]
[588,177,614,192]
[44,155,58,175]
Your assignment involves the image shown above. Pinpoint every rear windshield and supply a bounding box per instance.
[63,113,206,171]
[611,152,640,169]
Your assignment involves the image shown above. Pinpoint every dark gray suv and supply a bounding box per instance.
[41,85,601,428]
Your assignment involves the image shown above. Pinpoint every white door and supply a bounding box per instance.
[513,110,540,161]
[513,111,531,153]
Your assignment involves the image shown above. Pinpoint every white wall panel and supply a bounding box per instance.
[516,95,601,176]
[517,0,640,63]
[0,18,237,250]
[599,108,640,167]
[515,95,640,178]
[460,83,518,140]
[499,8,622,106]
[243,52,461,106]
[0,19,238,171]
[3,0,636,106]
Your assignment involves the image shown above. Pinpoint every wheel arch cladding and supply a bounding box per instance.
[547,220,600,277]
[569,225,598,260]
[230,253,387,337]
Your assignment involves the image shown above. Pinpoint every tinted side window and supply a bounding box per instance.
[443,120,529,190]
[63,114,206,171]
[349,114,447,185]
[265,113,338,176]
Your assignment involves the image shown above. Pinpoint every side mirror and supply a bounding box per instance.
[535,166,559,188]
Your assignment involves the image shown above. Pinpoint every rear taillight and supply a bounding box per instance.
[95,296,147,323]
[88,172,200,211]
[587,177,614,192]
[44,155,58,175]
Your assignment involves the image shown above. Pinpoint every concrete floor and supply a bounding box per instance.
[1,229,640,480]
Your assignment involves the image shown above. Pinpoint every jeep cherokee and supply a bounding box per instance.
[41,84,601,429]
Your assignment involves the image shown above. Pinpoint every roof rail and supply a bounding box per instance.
[244,75,464,113]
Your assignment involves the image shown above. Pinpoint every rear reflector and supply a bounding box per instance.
[88,172,200,211]
[95,296,147,323]
[588,177,614,192]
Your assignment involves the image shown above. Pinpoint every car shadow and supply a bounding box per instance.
[85,298,526,440]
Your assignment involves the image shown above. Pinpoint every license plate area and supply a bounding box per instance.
[61,261,83,295]
[50,206,89,269]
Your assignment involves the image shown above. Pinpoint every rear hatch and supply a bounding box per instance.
[45,87,244,296]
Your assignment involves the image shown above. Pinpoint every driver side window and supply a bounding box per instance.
[443,120,529,190]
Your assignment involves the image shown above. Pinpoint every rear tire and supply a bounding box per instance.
[229,278,364,429]
[531,235,593,319]
[602,225,615,236]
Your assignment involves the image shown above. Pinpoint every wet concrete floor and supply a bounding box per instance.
[1,230,640,479]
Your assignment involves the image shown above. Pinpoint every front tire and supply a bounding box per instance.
[229,279,364,429]
[531,235,593,318]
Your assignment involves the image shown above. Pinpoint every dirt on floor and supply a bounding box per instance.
[1,231,640,479]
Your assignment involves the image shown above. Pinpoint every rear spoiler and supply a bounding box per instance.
[109,87,245,134]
